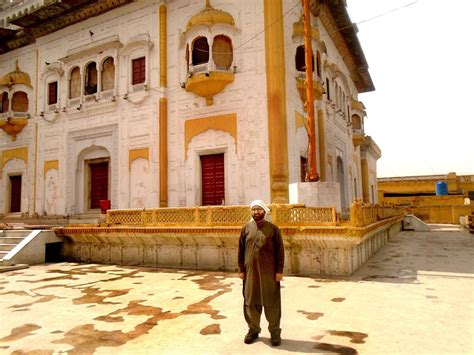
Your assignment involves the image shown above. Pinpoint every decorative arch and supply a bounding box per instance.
[69,66,81,99]
[192,36,210,66]
[184,113,237,159]
[100,57,115,92]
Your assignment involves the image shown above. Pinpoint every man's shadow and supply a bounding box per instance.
[256,337,358,354]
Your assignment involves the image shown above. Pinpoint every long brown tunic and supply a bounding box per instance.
[238,220,284,307]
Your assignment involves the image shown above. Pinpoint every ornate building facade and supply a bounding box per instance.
[0,0,380,220]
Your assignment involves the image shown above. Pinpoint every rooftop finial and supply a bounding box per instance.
[205,0,211,8]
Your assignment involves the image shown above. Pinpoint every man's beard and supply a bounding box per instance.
[252,213,265,222]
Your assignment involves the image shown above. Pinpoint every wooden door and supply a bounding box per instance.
[201,154,225,205]
[9,175,21,213]
[89,162,109,209]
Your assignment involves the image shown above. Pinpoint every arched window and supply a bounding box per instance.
[1,92,8,113]
[85,62,97,95]
[295,45,314,72]
[11,91,28,112]
[212,35,233,70]
[192,37,209,66]
[101,57,115,92]
[69,67,81,99]
[316,51,321,78]
[352,114,361,130]
[325,77,331,100]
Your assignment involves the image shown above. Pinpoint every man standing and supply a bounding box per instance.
[238,200,285,346]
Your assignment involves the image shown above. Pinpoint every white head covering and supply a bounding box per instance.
[250,199,270,213]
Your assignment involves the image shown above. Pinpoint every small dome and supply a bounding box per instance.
[186,0,234,31]
[0,61,32,88]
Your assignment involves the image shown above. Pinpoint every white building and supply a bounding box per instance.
[0,0,381,221]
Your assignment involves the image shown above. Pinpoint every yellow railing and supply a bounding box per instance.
[107,204,338,227]
[106,202,403,228]
[350,200,405,227]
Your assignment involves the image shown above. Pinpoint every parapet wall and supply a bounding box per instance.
[57,204,403,276]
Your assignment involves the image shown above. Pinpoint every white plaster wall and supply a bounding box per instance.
[130,158,150,209]
[44,169,60,216]
[166,0,271,207]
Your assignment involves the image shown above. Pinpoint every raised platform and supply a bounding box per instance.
[56,216,403,276]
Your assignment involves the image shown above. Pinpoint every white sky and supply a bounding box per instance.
[346,0,473,177]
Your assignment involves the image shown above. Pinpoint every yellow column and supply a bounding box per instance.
[159,4,168,207]
[317,109,326,181]
[361,158,369,203]
[264,0,289,203]
[33,123,38,214]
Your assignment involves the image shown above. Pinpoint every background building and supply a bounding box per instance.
[0,0,379,222]
[378,172,473,224]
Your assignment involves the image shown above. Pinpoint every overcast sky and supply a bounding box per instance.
[346,0,473,177]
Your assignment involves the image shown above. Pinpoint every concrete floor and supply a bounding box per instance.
[0,225,473,354]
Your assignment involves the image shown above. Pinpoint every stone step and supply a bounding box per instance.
[0,236,26,244]
[0,230,31,238]
[0,243,17,252]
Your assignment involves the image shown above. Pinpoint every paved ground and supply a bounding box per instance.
[0,225,473,354]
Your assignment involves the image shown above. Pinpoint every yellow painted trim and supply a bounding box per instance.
[295,111,307,132]
[1,147,28,175]
[351,99,365,110]
[296,78,324,104]
[33,123,38,213]
[264,0,289,203]
[317,109,326,181]
[129,148,149,170]
[159,98,168,207]
[186,3,235,31]
[0,60,32,87]
[159,4,167,88]
[44,160,59,175]
[184,113,237,159]
[185,72,234,105]
[159,5,168,207]
[292,18,319,40]
[0,117,28,141]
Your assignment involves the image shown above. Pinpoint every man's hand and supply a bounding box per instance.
[275,273,283,282]
[239,272,245,280]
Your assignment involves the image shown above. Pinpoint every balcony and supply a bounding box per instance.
[296,74,324,106]
[0,111,28,141]
[185,65,234,105]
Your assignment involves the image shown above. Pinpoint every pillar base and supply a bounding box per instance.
[289,182,341,212]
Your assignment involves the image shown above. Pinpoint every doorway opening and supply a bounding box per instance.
[201,153,225,205]
[87,160,109,210]
[9,175,22,213]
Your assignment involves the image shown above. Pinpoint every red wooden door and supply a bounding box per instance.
[201,154,225,205]
[10,175,21,213]
[90,162,109,209]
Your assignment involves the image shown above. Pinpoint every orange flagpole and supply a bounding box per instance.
[302,0,319,182]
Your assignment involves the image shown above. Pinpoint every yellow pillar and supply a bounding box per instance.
[361,158,369,203]
[317,109,326,181]
[159,4,168,207]
[33,123,38,214]
[264,0,289,203]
